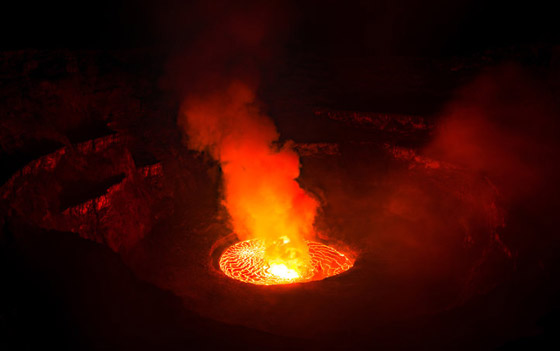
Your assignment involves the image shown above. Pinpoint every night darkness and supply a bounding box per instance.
[2,1,560,350]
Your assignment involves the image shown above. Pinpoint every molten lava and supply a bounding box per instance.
[219,239,354,285]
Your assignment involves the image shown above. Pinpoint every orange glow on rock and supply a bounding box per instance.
[219,239,354,285]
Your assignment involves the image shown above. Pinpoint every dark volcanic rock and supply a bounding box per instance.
[2,47,560,350]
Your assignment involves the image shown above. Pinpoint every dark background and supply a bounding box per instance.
[2,0,560,56]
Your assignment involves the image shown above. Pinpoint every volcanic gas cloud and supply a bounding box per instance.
[180,81,312,280]
[175,1,353,284]
[180,80,354,284]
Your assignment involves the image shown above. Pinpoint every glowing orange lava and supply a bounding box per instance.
[219,239,354,285]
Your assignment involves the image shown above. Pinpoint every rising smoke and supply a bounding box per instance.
[174,1,318,274]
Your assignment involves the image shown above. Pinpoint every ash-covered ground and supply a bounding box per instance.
[2,46,560,350]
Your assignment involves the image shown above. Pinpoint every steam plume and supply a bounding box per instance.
[176,1,318,274]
